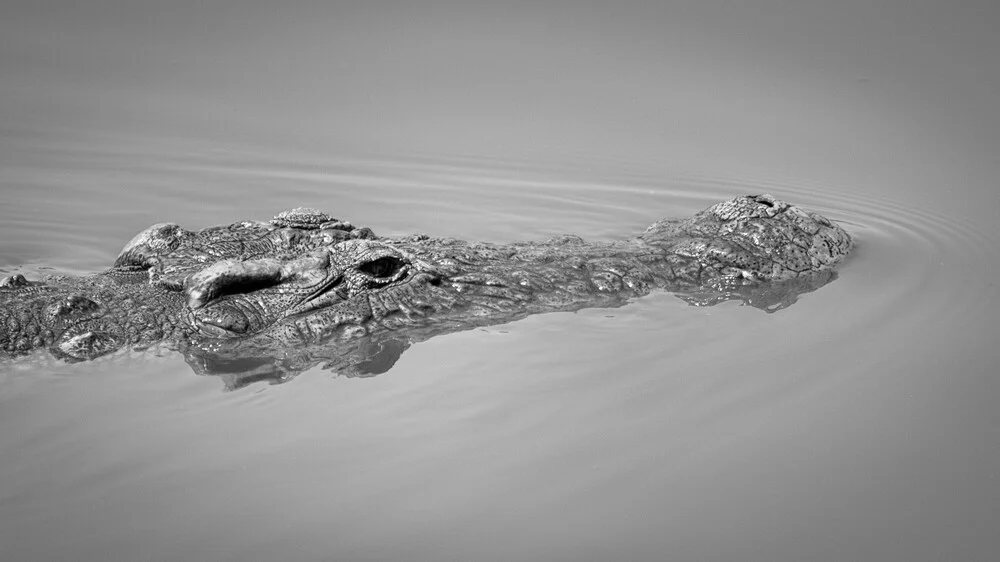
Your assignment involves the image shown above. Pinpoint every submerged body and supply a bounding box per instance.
[1,195,852,384]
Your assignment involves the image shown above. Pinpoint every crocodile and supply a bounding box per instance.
[0,194,853,387]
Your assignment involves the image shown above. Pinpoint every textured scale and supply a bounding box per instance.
[271,208,340,229]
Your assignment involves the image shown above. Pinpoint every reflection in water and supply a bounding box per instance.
[185,270,842,391]
[184,335,411,390]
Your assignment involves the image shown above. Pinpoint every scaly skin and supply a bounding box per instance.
[1,195,853,384]
[0,274,190,360]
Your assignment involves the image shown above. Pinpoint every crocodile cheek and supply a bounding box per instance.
[53,331,122,361]
[191,306,253,338]
[282,284,349,317]
[46,294,102,321]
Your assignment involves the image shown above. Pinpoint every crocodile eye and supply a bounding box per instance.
[359,256,405,278]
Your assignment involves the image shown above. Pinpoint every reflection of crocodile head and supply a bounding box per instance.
[1,195,853,388]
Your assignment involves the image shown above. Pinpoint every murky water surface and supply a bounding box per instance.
[2,2,999,560]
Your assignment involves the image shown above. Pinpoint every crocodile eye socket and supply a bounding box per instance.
[359,256,405,279]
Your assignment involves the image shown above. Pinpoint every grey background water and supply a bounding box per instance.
[1,1,999,560]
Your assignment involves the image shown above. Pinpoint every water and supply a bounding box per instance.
[2,2,999,560]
